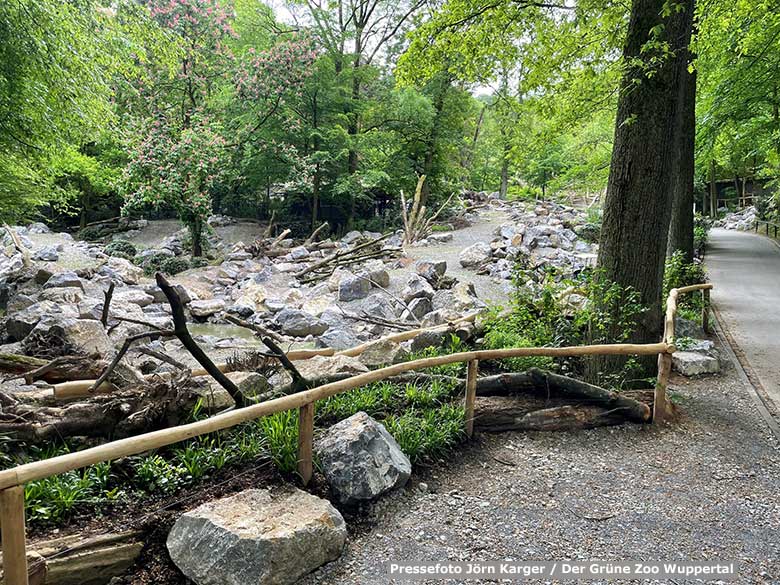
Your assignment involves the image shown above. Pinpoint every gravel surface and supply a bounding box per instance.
[301,341,780,585]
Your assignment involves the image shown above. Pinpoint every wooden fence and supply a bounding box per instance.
[0,284,713,584]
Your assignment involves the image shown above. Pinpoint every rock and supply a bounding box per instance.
[113,288,155,308]
[27,222,51,234]
[275,308,328,337]
[288,246,310,260]
[338,273,372,302]
[167,488,346,585]
[190,299,226,317]
[44,271,85,290]
[415,260,447,284]
[0,253,25,283]
[574,223,601,243]
[672,351,720,376]
[675,316,706,339]
[6,301,79,340]
[357,339,408,368]
[360,259,390,288]
[409,329,447,352]
[341,230,363,245]
[428,232,453,243]
[292,354,368,380]
[26,318,114,356]
[401,274,434,303]
[33,245,60,262]
[361,293,398,320]
[190,378,237,413]
[143,282,194,305]
[227,371,272,400]
[459,242,492,268]
[316,412,411,505]
[316,329,360,351]
[99,257,144,285]
[402,297,433,320]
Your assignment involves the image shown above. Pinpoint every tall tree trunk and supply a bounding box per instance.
[667,65,697,262]
[499,153,510,199]
[421,74,451,201]
[709,159,718,217]
[191,218,203,257]
[596,0,694,371]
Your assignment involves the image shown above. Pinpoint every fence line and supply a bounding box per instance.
[0,284,713,585]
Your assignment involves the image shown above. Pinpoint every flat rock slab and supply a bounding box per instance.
[167,488,346,585]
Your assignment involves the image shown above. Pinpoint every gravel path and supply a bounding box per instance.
[301,341,780,585]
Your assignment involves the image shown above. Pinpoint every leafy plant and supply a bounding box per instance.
[105,239,137,257]
[384,405,465,463]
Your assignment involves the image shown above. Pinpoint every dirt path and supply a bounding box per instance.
[301,347,780,584]
[707,228,780,414]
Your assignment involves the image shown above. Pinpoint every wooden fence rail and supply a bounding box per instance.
[0,284,713,584]
[754,219,780,240]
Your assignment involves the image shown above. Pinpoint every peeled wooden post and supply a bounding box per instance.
[654,352,673,423]
[297,402,314,486]
[464,360,479,438]
[0,486,29,585]
[702,288,711,334]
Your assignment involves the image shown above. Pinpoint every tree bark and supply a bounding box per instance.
[667,66,697,261]
[709,159,718,217]
[596,0,694,371]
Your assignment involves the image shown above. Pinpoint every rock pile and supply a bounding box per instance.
[713,206,757,231]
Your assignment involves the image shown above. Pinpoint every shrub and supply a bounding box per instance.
[664,251,707,321]
[105,239,138,257]
[384,405,465,463]
[160,256,191,275]
[693,214,711,254]
[77,226,104,241]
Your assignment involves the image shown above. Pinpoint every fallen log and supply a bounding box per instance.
[0,354,47,375]
[526,368,651,423]
[22,354,107,384]
[474,398,628,432]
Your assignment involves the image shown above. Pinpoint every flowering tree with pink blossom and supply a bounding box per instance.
[122,118,230,256]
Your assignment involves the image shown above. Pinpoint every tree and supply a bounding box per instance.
[597,0,695,356]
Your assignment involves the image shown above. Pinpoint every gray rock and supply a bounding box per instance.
[415,260,447,284]
[338,273,372,302]
[459,242,492,268]
[316,412,411,505]
[99,257,144,285]
[44,271,84,290]
[428,232,453,243]
[675,316,706,339]
[672,351,720,376]
[0,253,25,283]
[26,317,114,356]
[316,329,360,351]
[292,355,368,381]
[401,274,434,303]
[357,339,409,368]
[33,245,60,262]
[167,488,346,585]
[6,301,69,340]
[275,308,328,337]
[403,297,433,320]
[288,246,310,260]
[410,329,447,352]
[190,299,226,317]
[361,293,397,320]
[360,259,390,288]
[341,230,363,245]
[27,222,51,234]
[114,288,156,308]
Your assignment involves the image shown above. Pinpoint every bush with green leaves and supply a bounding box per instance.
[105,239,137,258]
[693,214,711,254]
[664,251,707,322]
[77,225,104,241]
[159,256,191,276]
[482,265,646,385]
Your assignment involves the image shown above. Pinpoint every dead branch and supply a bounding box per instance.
[156,272,243,405]
[136,347,188,370]
[225,314,284,343]
[295,233,392,279]
[89,330,175,393]
[261,336,308,393]
[3,224,30,267]
[101,282,115,328]
[304,221,329,245]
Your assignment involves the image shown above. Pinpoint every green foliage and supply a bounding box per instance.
[384,406,465,464]
[406,334,468,377]
[482,266,646,385]
[105,240,138,258]
[159,257,191,276]
[664,251,707,322]
[255,411,300,475]
[693,214,711,253]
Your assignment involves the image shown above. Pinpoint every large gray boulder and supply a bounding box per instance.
[401,274,434,303]
[316,412,411,506]
[672,351,720,376]
[190,298,226,317]
[25,317,114,356]
[167,488,346,585]
[44,271,85,290]
[459,242,492,268]
[6,301,79,340]
[275,308,328,337]
[360,259,390,288]
[415,260,447,284]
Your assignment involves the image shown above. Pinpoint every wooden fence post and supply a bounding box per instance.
[702,288,711,334]
[654,352,673,423]
[297,402,314,486]
[0,486,29,585]
[464,360,478,438]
